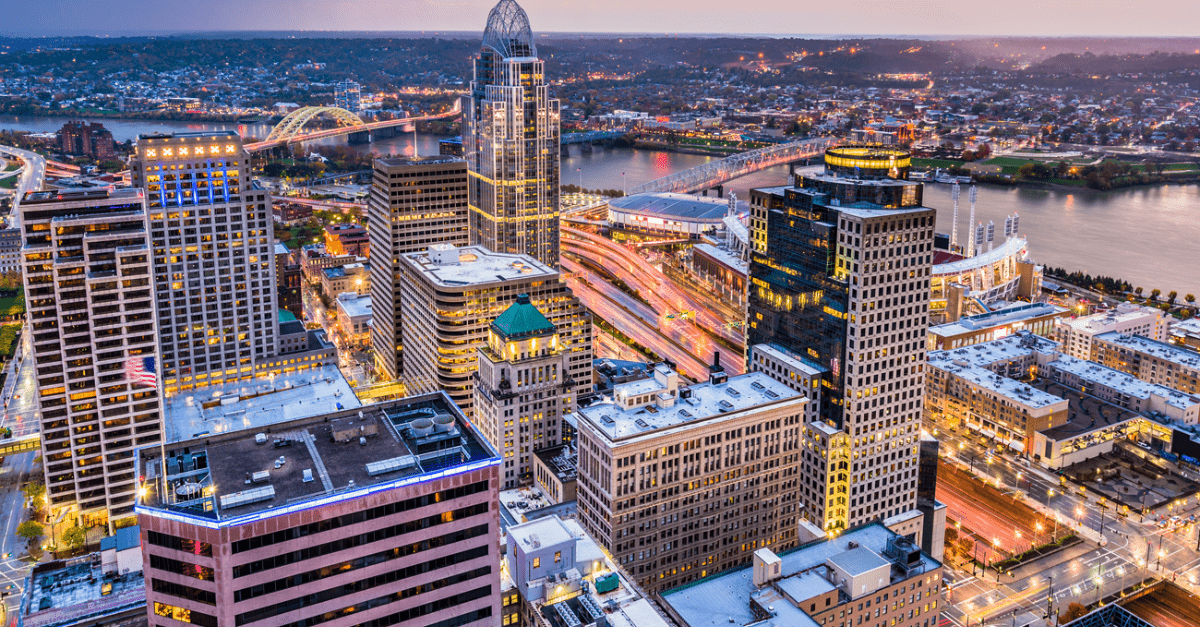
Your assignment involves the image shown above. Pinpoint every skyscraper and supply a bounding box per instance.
[747,145,936,531]
[130,132,279,395]
[462,0,561,268]
[474,294,576,489]
[368,156,470,381]
[20,189,161,528]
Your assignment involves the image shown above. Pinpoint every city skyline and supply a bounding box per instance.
[6,0,1200,38]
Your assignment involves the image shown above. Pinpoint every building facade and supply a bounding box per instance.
[1055,303,1169,360]
[59,120,115,159]
[927,301,1068,351]
[367,156,470,381]
[137,393,501,627]
[474,295,575,489]
[20,189,161,527]
[1091,332,1200,395]
[398,245,591,416]
[574,364,809,593]
[746,145,936,528]
[131,131,279,395]
[324,223,369,257]
[274,243,303,321]
[462,0,561,268]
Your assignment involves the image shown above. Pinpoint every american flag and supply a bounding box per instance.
[125,356,157,387]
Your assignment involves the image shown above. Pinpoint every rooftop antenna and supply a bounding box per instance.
[950,182,960,252]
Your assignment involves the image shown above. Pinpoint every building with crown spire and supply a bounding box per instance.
[462,0,561,269]
[474,294,577,489]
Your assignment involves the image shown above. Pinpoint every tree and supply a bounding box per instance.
[1168,291,1178,306]
[1186,294,1196,307]
[1134,287,1144,298]
[1059,602,1088,623]
[1150,289,1162,302]
[958,536,974,556]
[16,521,42,541]
[61,526,87,551]
[22,482,45,508]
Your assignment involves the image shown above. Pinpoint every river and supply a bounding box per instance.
[4,113,1197,297]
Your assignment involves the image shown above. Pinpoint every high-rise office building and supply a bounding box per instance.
[747,146,936,530]
[573,362,808,593]
[334,79,362,112]
[137,392,501,627]
[20,189,161,527]
[474,294,575,489]
[398,245,590,416]
[131,131,279,395]
[368,156,470,381]
[462,0,561,268]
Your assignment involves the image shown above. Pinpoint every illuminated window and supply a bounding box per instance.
[163,148,173,157]
[146,149,157,158]
[533,557,540,568]
[179,147,189,156]
[225,145,236,154]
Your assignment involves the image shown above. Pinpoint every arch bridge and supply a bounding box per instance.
[245,100,462,152]
[265,106,367,144]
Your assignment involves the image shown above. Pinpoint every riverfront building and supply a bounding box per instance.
[574,363,809,593]
[367,156,469,381]
[746,145,936,531]
[131,131,279,394]
[1055,303,1169,360]
[136,393,501,627]
[1091,332,1200,395]
[926,301,1068,351]
[398,245,591,416]
[462,0,561,268]
[19,189,161,527]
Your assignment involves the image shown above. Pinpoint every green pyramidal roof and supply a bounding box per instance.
[492,294,556,340]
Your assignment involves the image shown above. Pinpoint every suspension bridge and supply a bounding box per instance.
[626,136,835,195]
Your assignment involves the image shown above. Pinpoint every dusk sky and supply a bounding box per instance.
[7,0,1200,37]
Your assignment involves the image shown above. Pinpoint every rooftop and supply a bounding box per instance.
[752,343,828,377]
[162,364,360,443]
[534,444,577,482]
[140,392,499,526]
[660,524,940,627]
[403,245,557,288]
[608,192,731,222]
[376,155,464,168]
[1034,379,1142,441]
[928,361,1065,409]
[929,302,1067,337]
[577,370,803,443]
[336,292,372,319]
[22,188,144,206]
[21,556,145,627]
[1046,355,1200,412]
[927,332,1059,369]
[693,242,747,274]
[492,294,556,339]
[1096,332,1200,370]
[1060,304,1163,334]
[828,545,891,576]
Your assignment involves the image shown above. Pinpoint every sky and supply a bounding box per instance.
[6,0,1200,38]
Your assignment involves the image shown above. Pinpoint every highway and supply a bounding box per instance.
[0,144,48,228]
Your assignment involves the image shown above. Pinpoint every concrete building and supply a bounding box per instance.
[274,242,303,321]
[747,145,936,529]
[58,120,115,160]
[1090,332,1200,396]
[463,0,561,268]
[18,551,145,627]
[748,343,825,424]
[323,223,369,257]
[474,295,576,489]
[1041,355,1200,425]
[574,363,809,593]
[137,392,501,627]
[1055,303,1169,360]
[271,201,312,225]
[367,156,470,381]
[334,79,362,112]
[1172,318,1200,351]
[334,291,372,348]
[659,524,943,627]
[131,131,279,395]
[502,515,674,627]
[0,227,22,274]
[1028,380,1142,469]
[927,301,1069,351]
[915,435,946,563]
[532,445,577,504]
[20,188,161,527]
[398,245,591,416]
[321,261,369,296]
[926,331,1059,379]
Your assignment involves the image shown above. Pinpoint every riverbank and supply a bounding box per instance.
[0,108,273,125]
[632,139,744,157]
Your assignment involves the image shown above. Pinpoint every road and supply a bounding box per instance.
[0,144,48,228]
[0,450,37,625]
[930,421,1200,626]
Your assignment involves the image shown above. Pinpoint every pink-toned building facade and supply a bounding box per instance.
[136,393,501,627]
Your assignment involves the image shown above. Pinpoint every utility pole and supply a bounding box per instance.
[1046,574,1054,620]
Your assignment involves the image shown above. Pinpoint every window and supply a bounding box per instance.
[555,551,561,563]
[533,557,540,569]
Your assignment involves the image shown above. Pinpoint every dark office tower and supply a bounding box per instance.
[462,0,561,268]
[130,132,278,395]
[747,145,936,529]
[368,156,470,381]
[20,189,161,529]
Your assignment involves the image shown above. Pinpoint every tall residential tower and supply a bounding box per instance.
[462,0,561,268]
[20,189,161,527]
[131,131,279,394]
[747,146,936,532]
